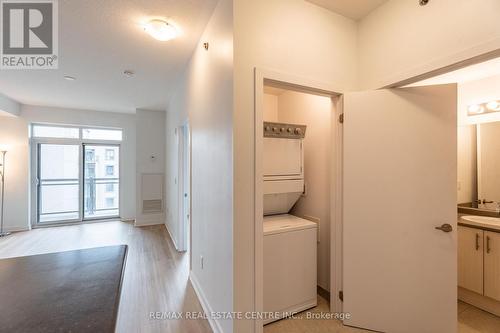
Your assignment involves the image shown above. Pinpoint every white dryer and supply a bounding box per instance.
[262,122,317,324]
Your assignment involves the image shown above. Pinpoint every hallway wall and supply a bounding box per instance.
[135,109,166,226]
[166,0,234,332]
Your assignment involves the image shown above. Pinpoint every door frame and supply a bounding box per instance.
[177,122,191,253]
[254,68,344,332]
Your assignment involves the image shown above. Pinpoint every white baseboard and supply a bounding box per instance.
[189,272,224,333]
[134,220,164,227]
[3,226,31,232]
[164,222,181,251]
[3,226,30,233]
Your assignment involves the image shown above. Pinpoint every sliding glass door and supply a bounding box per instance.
[84,145,120,220]
[32,124,122,225]
[38,144,81,223]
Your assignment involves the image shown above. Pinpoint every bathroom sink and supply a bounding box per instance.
[460,215,500,230]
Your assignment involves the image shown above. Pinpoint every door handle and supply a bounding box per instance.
[435,224,453,233]
[487,236,491,254]
[476,233,480,251]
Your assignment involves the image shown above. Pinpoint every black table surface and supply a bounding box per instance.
[0,245,128,333]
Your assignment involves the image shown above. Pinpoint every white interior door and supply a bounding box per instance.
[178,124,190,252]
[342,84,457,333]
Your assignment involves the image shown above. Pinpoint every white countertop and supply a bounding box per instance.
[459,215,500,232]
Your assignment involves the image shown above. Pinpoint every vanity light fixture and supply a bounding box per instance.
[144,19,179,42]
[468,100,500,116]
[468,104,484,115]
[486,100,500,111]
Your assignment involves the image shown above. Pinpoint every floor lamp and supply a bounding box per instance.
[0,150,9,237]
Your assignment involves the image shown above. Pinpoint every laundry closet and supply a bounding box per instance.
[261,83,334,324]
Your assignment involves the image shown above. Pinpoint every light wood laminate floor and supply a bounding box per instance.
[264,296,500,333]
[2,221,500,333]
[0,221,211,333]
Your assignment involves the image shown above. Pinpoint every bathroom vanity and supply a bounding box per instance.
[458,215,500,316]
[457,120,500,316]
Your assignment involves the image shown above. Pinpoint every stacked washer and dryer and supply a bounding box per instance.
[262,121,317,324]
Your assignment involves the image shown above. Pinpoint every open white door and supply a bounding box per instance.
[177,124,190,252]
[342,85,457,333]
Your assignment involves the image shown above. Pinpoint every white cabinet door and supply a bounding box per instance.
[458,226,483,294]
[484,231,500,301]
[343,84,457,333]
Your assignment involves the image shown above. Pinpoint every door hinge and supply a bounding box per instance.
[338,113,344,124]
[339,290,344,302]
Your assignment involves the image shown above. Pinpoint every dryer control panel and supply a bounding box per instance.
[263,122,307,139]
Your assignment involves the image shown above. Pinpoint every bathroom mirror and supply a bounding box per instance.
[458,121,500,213]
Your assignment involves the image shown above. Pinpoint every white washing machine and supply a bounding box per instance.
[263,214,317,324]
[262,121,317,324]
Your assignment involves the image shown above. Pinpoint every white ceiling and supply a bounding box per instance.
[406,57,500,86]
[306,0,388,20]
[0,0,218,113]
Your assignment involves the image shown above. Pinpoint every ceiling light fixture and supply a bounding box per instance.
[144,19,179,42]
[64,75,76,81]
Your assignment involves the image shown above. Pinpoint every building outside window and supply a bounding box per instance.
[105,149,115,161]
[106,165,114,176]
[106,184,114,192]
[106,198,115,207]
[85,150,95,162]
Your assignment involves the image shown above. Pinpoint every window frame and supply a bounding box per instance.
[31,123,123,143]
[30,124,122,227]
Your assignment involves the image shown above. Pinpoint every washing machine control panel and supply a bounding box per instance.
[264,122,306,139]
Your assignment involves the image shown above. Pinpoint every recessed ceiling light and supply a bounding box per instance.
[64,75,76,81]
[144,19,179,42]
[124,70,135,78]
